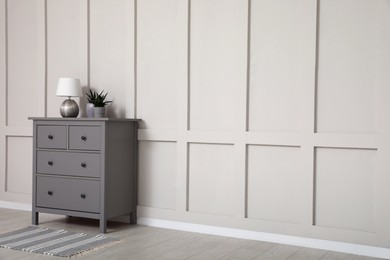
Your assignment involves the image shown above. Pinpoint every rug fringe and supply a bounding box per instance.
[68,239,123,258]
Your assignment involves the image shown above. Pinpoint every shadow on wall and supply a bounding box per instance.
[107,104,126,119]
[79,86,89,118]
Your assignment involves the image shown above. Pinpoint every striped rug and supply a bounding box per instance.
[0,226,119,257]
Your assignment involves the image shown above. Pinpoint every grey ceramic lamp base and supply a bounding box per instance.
[60,98,79,118]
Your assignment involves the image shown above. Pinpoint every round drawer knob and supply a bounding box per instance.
[81,162,87,168]
[48,191,53,196]
[48,161,53,166]
[80,194,86,199]
[81,136,87,141]
[48,135,54,140]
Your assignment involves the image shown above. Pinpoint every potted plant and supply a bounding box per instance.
[85,89,97,118]
[86,90,112,118]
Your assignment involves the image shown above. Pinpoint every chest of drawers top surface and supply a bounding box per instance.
[29,117,141,122]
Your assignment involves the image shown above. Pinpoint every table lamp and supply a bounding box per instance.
[56,78,82,118]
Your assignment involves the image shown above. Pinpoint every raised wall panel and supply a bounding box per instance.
[315,147,376,232]
[137,0,181,130]
[248,0,315,132]
[189,0,247,131]
[0,0,5,126]
[6,137,32,194]
[90,0,134,118]
[47,0,88,117]
[138,141,177,210]
[188,143,235,216]
[247,145,301,223]
[316,0,382,133]
[7,0,45,125]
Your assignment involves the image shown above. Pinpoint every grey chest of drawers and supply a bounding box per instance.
[29,117,140,233]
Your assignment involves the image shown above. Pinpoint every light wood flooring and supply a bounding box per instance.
[0,208,384,260]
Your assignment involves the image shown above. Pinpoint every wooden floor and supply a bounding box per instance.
[0,208,383,260]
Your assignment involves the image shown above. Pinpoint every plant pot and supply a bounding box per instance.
[93,107,106,118]
[86,103,94,118]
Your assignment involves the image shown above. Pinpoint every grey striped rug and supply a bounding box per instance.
[0,226,119,257]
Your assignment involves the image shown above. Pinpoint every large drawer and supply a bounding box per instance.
[37,125,67,149]
[37,151,101,178]
[36,176,99,213]
[69,126,101,151]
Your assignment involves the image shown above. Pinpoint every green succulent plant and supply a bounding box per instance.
[85,89,97,103]
[85,89,112,107]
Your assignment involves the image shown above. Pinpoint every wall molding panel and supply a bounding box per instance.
[315,0,381,134]
[189,0,247,132]
[138,141,177,210]
[135,0,390,250]
[1,0,390,252]
[0,0,6,203]
[89,0,135,119]
[314,147,377,233]
[46,0,88,118]
[6,0,45,126]
[5,136,33,195]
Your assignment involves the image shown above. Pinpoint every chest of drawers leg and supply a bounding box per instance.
[30,118,139,233]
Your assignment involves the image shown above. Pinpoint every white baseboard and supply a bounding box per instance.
[0,201,31,211]
[1,201,388,259]
[138,217,390,259]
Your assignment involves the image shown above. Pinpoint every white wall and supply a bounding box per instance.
[1,0,390,248]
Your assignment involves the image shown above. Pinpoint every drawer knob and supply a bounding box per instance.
[81,162,87,168]
[48,191,53,196]
[81,136,87,141]
[48,135,54,140]
[80,194,86,199]
[48,161,53,166]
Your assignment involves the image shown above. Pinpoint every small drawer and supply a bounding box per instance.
[69,126,101,151]
[37,151,101,178]
[37,126,67,149]
[36,176,99,213]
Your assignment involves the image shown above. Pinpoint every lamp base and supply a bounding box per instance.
[60,98,79,118]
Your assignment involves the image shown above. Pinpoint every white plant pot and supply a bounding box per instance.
[86,103,94,118]
[93,107,106,118]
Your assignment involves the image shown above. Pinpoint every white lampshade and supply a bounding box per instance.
[56,78,82,97]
